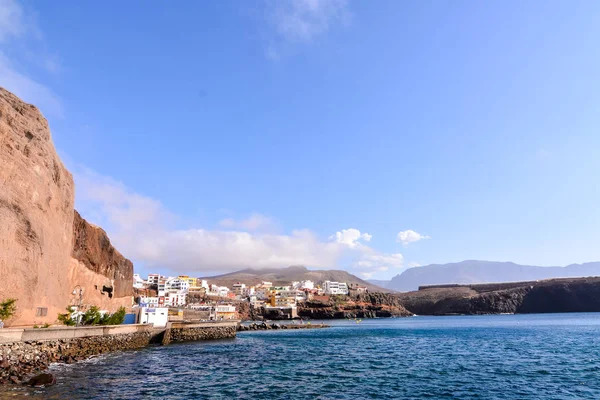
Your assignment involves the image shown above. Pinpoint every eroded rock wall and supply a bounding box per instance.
[0,87,134,326]
[71,210,133,299]
[0,88,75,327]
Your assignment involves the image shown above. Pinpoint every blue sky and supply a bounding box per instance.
[2,0,600,279]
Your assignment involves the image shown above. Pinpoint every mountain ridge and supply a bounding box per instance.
[200,265,389,292]
[370,260,600,292]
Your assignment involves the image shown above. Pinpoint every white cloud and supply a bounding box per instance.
[263,0,350,59]
[356,253,403,269]
[0,0,26,42]
[396,229,430,246]
[330,228,371,248]
[0,1,62,118]
[270,0,349,42]
[74,168,345,273]
[218,213,276,232]
[74,168,408,276]
[360,266,389,280]
[0,53,63,118]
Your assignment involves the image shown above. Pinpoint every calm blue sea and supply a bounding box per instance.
[4,313,600,399]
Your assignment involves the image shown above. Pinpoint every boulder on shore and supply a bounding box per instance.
[26,373,56,387]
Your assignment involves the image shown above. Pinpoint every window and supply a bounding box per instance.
[35,307,48,317]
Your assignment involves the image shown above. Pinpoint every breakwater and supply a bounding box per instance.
[0,321,238,385]
[238,322,329,331]
[168,322,237,342]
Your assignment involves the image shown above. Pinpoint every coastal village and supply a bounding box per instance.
[134,273,368,326]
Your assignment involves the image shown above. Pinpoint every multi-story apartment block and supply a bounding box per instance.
[322,281,349,295]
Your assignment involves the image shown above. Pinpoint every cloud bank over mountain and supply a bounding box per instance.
[74,168,413,277]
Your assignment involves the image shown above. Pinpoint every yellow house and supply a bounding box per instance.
[215,305,237,320]
[178,275,197,288]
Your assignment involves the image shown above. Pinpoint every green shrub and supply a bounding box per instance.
[57,307,77,326]
[102,307,126,325]
[57,306,126,327]
[0,298,17,321]
[81,306,103,325]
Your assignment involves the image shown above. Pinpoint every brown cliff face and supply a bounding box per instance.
[0,87,133,326]
[297,293,413,319]
[0,87,75,326]
[72,210,133,298]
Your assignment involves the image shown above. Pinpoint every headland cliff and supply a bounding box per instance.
[0,87,133,327]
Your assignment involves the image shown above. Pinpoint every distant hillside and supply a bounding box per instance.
[379,260,600,292]
[366,279,394,290]
[200,266,389,292]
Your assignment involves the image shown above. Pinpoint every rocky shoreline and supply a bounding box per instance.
[298,292,412,319]
[0,331,151,385]
[0,322,238,386]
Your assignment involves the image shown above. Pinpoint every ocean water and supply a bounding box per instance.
[4,313,600,399]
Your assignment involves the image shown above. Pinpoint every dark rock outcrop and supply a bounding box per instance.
[72,210,133,298]
[298,293,413,319]
[26,373,56,387]
[397,277,600,315]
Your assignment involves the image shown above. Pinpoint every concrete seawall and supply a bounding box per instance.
[0,321,238,385]
[168,322,237,343]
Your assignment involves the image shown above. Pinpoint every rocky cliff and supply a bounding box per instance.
[298,293,413,319]
[0,87,75,326]
[397,277,600,315]
[72,210,133,298]
[0,87,133,326]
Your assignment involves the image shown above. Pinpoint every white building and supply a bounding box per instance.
[280,289,306,302]
[207,284,230,298]
[198,279,209,289]
[133,274,146,289]
[165,277,190,293]
[139,296,160,307]
[232,282,246,296]
[157,278,167,296]
[147,274,163,285]
[292,280,314,290]
[139,307,168,327]
[164,292,186,307]
[322,281,349,295]
[255,287,271,300]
